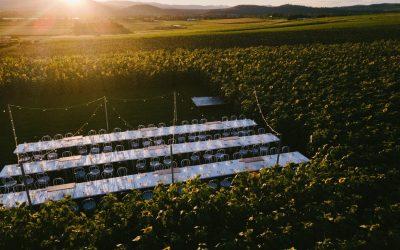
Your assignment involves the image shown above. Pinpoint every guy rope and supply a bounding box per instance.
[253,87,282,165]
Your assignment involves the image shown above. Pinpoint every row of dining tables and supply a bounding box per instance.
[1,133,280,178]
[0,152,309,208]
[0,117,311,208]
[14,119,257,154]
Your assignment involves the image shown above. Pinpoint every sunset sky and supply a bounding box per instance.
[99,0,400,7]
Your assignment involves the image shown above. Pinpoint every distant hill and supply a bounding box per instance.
[103,1,228,10]
[119,4,179,16]
[208,4,400,17]
[0,1,399,18]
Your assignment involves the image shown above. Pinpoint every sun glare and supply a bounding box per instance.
[65,0,80,5]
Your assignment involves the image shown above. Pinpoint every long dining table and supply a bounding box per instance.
[1,133,280,178]
[14,119,257,155]
[0,152,309,208]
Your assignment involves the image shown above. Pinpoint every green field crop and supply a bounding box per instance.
[1,13,400,56]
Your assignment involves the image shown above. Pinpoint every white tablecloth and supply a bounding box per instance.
[1,134,279,178]
[0,152,309,208]
[14,119,256,154]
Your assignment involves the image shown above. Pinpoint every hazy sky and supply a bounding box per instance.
[112,0,400,7]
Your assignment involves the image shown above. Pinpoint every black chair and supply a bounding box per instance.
[88,165,101,180]
[54,134,64,140]
[62,151,72,158]
[102,164,114,178]
[115,145,125,152]
[47,152,58,161]
[78,145,88,155]
[117,167,128,177]
[168,138,176,145]
[136,159,146,172]
[150,158,162,171]
[103,143,113,153]
[142,190,153,200]
[203,150,214,163]
[177,135,186,144]
[190,153,200,165]
[208,179,218,189]
[82,198,96,212]
[180,159,190,168]
[220,177,232,188]
[13,184,26,193]
[131,140,140,149]
[232,152,242,160]
[163,156,172,168]
[33,151,45,161]
[258,127,266,134]
[65,132,74,138]
[88,130,97,136]
[281,146,290,153]
[90,145,100,154]
[20,175,35,188]
[53,177,65,186]
[74,167,86,182]
[35,173,50,188]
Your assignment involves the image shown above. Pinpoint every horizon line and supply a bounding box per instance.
[94,0,400,8]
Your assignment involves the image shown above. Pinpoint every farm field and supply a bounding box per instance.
[1,13,400,56]
[0,10,399,249]
[1,13,399,38]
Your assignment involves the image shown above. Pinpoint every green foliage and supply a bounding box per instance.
[0,40,399,248]
[0,40,398,167]
[0,166,399,249]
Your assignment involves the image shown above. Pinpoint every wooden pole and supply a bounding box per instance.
[8,105,32,207]
[104,96,109,131]
[170,91,177,183]
[276,138,281,166]
[170,144,174,183]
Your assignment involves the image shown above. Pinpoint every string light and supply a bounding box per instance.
[108,94,169,103]
[253,87,282,165]
[253,87,280,136]
[109,104,134,129]
[19,103,104,161]
[73,103,104,136]
[5,93,183,164]
[9,97,104,111]
[7,93,179,147]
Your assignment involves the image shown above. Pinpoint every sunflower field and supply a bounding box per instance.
[0,39,399,248]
